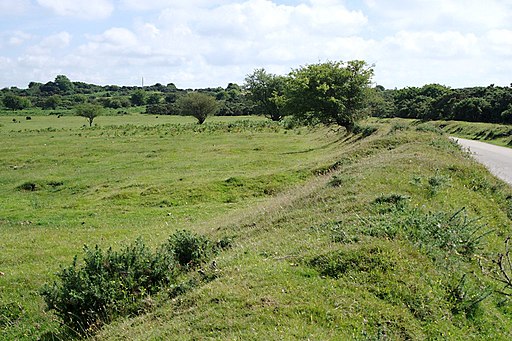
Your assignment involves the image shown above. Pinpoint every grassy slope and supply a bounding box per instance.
[431,120,512,147]
[95,119,512,340]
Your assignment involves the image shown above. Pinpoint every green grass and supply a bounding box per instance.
[2,117,512,339]
[0,114,341,339]
[430,120,512,147]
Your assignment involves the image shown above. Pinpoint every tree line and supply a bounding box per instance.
[368,83,512,124]
[1,61,374,131]
[2,64,510,128]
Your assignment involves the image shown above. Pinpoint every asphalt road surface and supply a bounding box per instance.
[451,137,512,186]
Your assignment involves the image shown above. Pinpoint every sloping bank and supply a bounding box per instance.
[96,119,512,340]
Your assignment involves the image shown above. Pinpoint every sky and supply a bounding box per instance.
[0,0,511,89]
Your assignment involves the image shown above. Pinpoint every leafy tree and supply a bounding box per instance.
[244,69,286,121]
[285,60,374,132]
[2,93,30,111]
[130,90,147,106]
[147,92,162,105]
[177,92,218,124]
[41,95,61,110]
[54,75,74,94]
[76,103,102,127]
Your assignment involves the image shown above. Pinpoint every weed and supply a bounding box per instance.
[0,302,24,327]
[446,274,491,318]
[388,121,409,134]
[309,245,395,278]
[357,206,488,260]
[427,171,450,196]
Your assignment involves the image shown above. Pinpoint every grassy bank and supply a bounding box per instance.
[2,117,512,339]
[431,120,512,147]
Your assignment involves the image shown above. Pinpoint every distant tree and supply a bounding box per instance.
[130,90,146,106]
[165,93,178,104]
[42,95,61,110]
[177,92,218,124]
[55,75,74,94]
[147,92,162,105]
[244,69,286,121]
[2,93,30,111]
[76,103,102,127]
[71,94,88,104]
[285,60,374,132]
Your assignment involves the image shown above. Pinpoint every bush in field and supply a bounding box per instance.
[41,230,214,335]
[177,92,219,124]
[165,229,213,267]
[76,103,102,127]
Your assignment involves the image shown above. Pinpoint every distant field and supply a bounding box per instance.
[2,116,512,340]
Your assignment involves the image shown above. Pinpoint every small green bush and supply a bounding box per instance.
[166,230,213,267]
[358,206,488,260]
[41,230,215,335]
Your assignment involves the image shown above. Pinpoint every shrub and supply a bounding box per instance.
[358,206,488,259]
[40,238,176,334]
[41,230,216,335]
[165,230,213,267]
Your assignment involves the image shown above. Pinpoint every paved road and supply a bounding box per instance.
[451,137,512,186]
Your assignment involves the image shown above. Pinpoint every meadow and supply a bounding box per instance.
[1,115,512,339]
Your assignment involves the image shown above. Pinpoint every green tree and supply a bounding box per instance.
[177,92,218,124]
[244,69,286,121]
[147,92,162,105]
[130,90,147,106]
[76,103,102,127]
[2,93,30,111]
[54,75,74,94]
[41,95,61,110]
[285,60,374,132]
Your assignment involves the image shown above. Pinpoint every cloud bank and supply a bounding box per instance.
[0,0,511,89]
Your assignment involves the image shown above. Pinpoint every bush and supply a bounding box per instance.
[358,206,488,260]
[165,230,213,267]
[41,230,216,335]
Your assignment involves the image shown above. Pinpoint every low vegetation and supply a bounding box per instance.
[1,116,512,339]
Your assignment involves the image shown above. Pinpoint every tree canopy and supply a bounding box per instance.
[76,103,102,127]
[285,60,374,132]
[244,69,286,121]
[177,92,218,124]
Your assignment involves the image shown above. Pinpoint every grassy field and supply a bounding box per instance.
[1,116,512,339]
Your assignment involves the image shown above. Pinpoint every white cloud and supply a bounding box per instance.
[0,0,31,15]
[486,29,512,56]
[41,31,72,48]
[365,0,511,32]
[8,31,32,46]
[36,0,114,19]
[383,31,480,59]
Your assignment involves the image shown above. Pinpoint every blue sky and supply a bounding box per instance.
[1,0,511,89]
